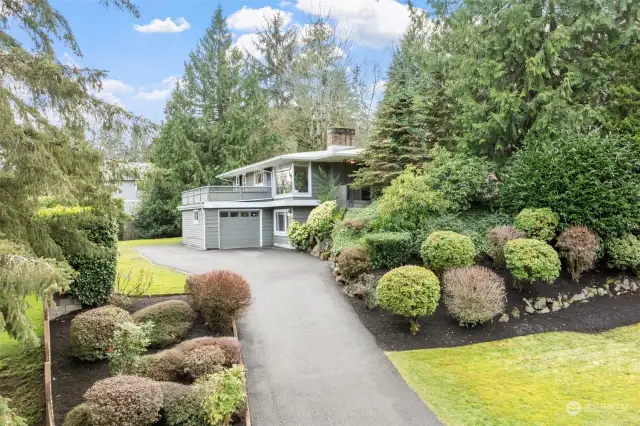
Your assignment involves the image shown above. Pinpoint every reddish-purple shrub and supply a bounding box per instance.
[185,271,251,326]
[176,337,242,367]
[335,245,372,282]
[488,226,524,267]
[556,226,599,281]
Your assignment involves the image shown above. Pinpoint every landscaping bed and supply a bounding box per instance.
[346,258,640,351]
[50,295,236,423]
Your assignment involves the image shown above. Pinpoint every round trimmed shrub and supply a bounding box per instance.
[556,226,599,281]
[135,349,185,382]
[504,239,561,287]
[442,266,506,326]
[132,300,196,347]
[182,345,226,380]
[287,220,312,251]
[70,306,132,361]
[62,403,93,426]
[488,226,524,268]
[306,201,338,240]
[176,337,242,367]
[186,270,251,326]
[514,208,559,242]
[335,246,372,283]
[376,266,440,334]
[83,376,162,426]
[420,231,476,272]
[606,234,640,274]
[160,382,206,426]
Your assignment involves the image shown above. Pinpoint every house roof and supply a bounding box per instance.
[216,147,364,179]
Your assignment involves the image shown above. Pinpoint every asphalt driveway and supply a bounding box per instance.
[135,244,440,426]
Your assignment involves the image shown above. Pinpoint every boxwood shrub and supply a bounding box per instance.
[376,266,440,334]
[420,231,476,272]
[62,403,93,426]
[161,382,207,426]
[606,234,640,274]
[83,375,163,426]
[70,306,132,361]
[514,208,559,242]
[363,232,412,268]
[132,300,196,347]
[503,239,561,287]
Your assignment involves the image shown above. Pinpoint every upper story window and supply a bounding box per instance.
[234,175,246,187]
[275,163,310,196]
[255,171,265,186]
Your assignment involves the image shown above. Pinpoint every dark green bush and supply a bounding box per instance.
[363,232,413,268]
[504,239,561,286]
[606,234,640,274]
[160,382,206,426]
[83,375,162,426]
[70,306,132,361]
[500,133,640,240]
[69,248,117,306]
[335,246,372,282]
[376,266,440,334]
[514,208,559,242]
[132,300,196,347]
[62,404,93,426]
[420,231,476,272]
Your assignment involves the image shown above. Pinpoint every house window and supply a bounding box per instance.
[193,210,199,224]
[275,167,292,195]
[293,164,309,193]
[255,171,265,186]
[274,209,289,236]
[234,175,245,187]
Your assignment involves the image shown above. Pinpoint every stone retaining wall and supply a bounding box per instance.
[50,295,82,320]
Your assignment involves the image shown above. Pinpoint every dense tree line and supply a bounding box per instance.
[354,0,640,190]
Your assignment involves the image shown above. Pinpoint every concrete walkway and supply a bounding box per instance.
[135,244,441,426]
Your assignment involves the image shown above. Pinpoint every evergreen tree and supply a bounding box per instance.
[0,0,149,344]
[352,4,434,191]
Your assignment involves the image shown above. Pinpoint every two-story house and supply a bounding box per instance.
[179,128,370,250]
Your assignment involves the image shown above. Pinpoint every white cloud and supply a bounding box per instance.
[134,17,191,33]
[279,1,294,7]
[296,0,412,48]
[135,75,181,101]
[228,6,292,31]
[93,91,123,107]
[233,33,264,60]
[101,79,134,94]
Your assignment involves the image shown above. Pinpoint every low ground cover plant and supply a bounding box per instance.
[442,266,506,326]
[132,300,196,347]
[488,226,523,267]
[504,239,561,289]
[70,306,132,361]
[606,234,640,274]
[420,231,476,272]
[556,226,599,281]
[83,375,163,426]
[335,246,372,283]
[186,270,251,326]
[0,396,27,426]
[376,266,440,334]
[363,232,412,268]
[514,208,559,242]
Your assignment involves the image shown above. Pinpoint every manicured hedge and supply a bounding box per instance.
[420,231,476,271]
[132,300,196,347]
[504,239,561,285]
[363,232,413,268]
[70,306,132,361]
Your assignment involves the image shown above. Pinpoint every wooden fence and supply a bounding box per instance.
[43,302,55,426]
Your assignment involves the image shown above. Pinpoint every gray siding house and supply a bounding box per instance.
[179,128,371,250]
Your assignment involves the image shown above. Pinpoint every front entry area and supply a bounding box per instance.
[219,210,261,249]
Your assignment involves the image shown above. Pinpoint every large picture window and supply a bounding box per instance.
[276,167,292,195]
[293,165,309,193]
[274,209,289,235]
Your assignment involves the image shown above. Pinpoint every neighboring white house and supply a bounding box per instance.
[111,162,150,215]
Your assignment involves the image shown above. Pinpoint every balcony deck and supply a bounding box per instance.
[181,186,272,204]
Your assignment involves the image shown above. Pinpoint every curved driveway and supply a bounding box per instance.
[135,244,440,426]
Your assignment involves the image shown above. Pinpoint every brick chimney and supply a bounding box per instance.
[327,128,356,152]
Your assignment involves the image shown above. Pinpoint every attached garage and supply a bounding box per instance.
[219,210,262,249]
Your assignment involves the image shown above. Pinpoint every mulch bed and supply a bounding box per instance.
[50,295,234,424]
[347,257,640,351]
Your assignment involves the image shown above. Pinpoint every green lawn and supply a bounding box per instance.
[388,324,640,426]
[0,296,44,425]
[117,237,187,295]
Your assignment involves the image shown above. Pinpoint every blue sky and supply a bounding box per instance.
[53,0,414,123]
